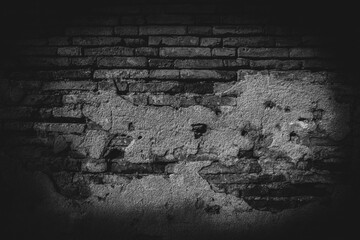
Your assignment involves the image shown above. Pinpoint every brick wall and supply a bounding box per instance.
[1,1,359,239]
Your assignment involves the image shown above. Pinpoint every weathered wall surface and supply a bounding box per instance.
[1,1,359,239]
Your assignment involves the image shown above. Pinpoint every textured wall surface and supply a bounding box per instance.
[1,1,359,239]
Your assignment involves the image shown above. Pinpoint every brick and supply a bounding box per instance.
[36,69,92,80]
[174,59,223,69]
[275,37,302,47]
[179,96,198,107]
[57,47,82,56]
[146,15,194,24]
[149,70,180,79]
[212,48,236,57]
[34,122,85,133]
[139,26,186,35]
[120,16,146,25]
[148,59,174,68]
[114,26,138,35]
[184,82,213,94]
[200,38,221,47]
[159,47,211,58]
[70,16,118,26]
[123,38,146,47]
[84,47,133,56]
[73,37,122,46]
[149,36,199,46]
[213,26,263,35]
[65,27,113,36]
[48,37,70,46]
[124,94,148,105]
[223,58,249,67]
[129,82,182,93]
[81,159,107,173]
[22,94,62,106]
[98,80,126,92]
[71,57,97,67]
[135,47,158,57]
[42,81,96,91]
[238,48,289,58]
[93,69,148,79]
[180,70,236,80]
[18,57,70,67]
[97,57,147,68]
[188,26,212,35]
[289,48,330,58]
[223,37,275,47]
[249,60,303,70]
[148,94,180,107]
[16,47,57,56]
[53,105,83,118]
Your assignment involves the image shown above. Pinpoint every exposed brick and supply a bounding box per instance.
[36,69,92,80]
[160,47,211,58]
[42,81,96,91]
[73,37,122,46]
[184,82,214,94]
[148,59,174,68]
[84,47,134,56]
[18,57,70,67]
[65,27,113,36]
[149,70,180,79]
[249,60,303,70]
[123,38,146,47]
[57,47,82,56]
[34,122,85,133]
[174,59,223,69]
[180,70,236,80]
[71,57,97,67]
[149,36,199,46]
[212,48,236,57]
[213,26,263,35]
[97,57,147,68]
[129,82,182,93]
[146,15,194,24]
[93,69,149,79]
[200,38,221,47]
[223,58,249,67]
[139,26,186,35]
[124,93,148,105]
[53,105,83,118]
[114,26,139,35]
[48,37,70,46]
[98,80,127,92]
[135,47,158,57]
[188,26,212,35]
[148,94,180,106]
[238,48,289,58]
[223,37,275,47]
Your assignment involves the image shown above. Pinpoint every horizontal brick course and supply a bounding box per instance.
[159,47,211,57]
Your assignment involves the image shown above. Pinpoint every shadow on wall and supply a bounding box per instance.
[1,1,360,240]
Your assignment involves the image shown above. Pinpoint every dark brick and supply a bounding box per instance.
[149,70,180,79]
[249,60,302,70]
[188,26,212,35]
[135,47,158,57]
[48,37,70,46]
[73,37,123,46]
[122,38,146,47]
[148,59,174,68]
[174,59,223,69]
[18,57,70,67]
[213,26,263,35]
[160,47,211,58]
[42,81,96,91]
[223,58,249,67]
[65,27,113,36]
[212,48,236,57]
[289,48,331,58]
[146,15,194,24]
[93,69,149,79]
[84,47,133,56]
[238,48,289,58]
[180,70,236,80]
[139,26,186,35]
[114,26,139,35]
[149,36,199,46]
[36,69,91,80]
[97,57,147,68]
[57,47,82,56]
[184,82,213,94]
[129,82,182,93]
[200,38,221,47]
[223,37,275,47]
[71,57,97,67]
[34,122,85,133]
